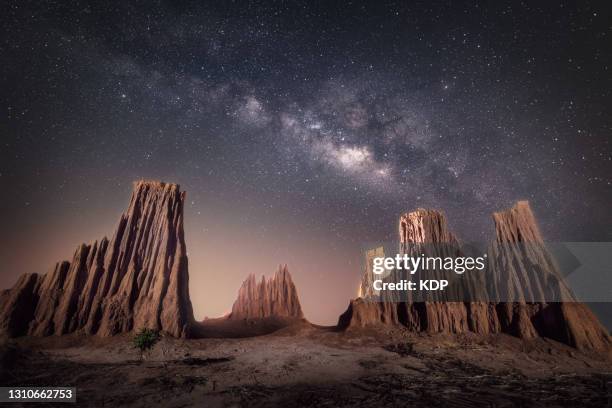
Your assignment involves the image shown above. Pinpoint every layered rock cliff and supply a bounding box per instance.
[339,201,611,352]
[0,181,194,338]
[339,208,480,333]
[229,265,303,320]
[488,201,610,351]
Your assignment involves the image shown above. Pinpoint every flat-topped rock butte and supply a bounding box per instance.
[0,181,609,354]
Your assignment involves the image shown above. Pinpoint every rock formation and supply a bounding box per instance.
[488,201,610,351]
[1,178,607,352]
[0,181,194,338]
[359,246,386,299]
[339,201,611,352]
[228,265,303,320]
[339,208,482,333]
[0,273,42,337]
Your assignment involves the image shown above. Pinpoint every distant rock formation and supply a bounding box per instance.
[228,265,303,320]
[0,181,194,338]
[359,247,386,299]
[339,201,611,352]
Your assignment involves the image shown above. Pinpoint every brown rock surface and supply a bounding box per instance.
[228,265,303,320]
[0,273,41,337]
[489,201,610,351]
[339,201,611,352]
[398,209,478,334]
[0,181,194,338]
[340,208,483,333]
[359,246,386,299]
[399,209,458,250]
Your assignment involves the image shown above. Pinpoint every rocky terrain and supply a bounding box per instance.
[1,181,607,353]
[0,181,194,338]
[339,201,611,353]
[0,326,610,407]
[228,265,303,321]
[0,180,610,406]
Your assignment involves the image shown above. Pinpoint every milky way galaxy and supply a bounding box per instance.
[2,1,611,323]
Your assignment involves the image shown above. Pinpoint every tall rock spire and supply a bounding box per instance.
[490,201,610,351]
[0,181,194,338]
[398,208,475,333]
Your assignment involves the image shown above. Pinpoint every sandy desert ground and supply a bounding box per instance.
[1,322,611,407]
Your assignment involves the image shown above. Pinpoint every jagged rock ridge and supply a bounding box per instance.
[339,201,611,352]
[489,201,610,351]
[0,181,194,338]
[229,265,303,320]
[340,208,480,334]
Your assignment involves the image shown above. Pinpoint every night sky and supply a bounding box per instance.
[2,1,611,324]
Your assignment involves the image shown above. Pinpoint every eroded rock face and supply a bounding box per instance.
[489,201,610,351]
[0,181,194,338]
[338,298,399,329]
[340,209,481,333]
[399,209,477,334]
[0,274,41,337]
[229,265,303,320]
[359,247,385,299]
[399,209,458,250]
[339,202,611,352]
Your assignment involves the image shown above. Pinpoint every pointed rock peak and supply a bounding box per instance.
[229,265,303,320]
[275,264,291,280]
[493,200,543,243]
[243,273,257,285]
[338,203,611,354]
[0,273,42,337]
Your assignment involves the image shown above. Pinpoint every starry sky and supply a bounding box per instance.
[2,1,611,324]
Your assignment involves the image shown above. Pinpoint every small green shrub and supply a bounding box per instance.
[133,328,160,352]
